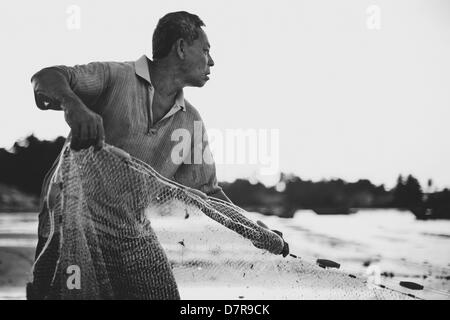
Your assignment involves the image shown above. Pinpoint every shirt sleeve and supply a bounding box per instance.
[47,62,110,110]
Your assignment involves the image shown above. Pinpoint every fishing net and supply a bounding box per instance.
[28,144,413,300]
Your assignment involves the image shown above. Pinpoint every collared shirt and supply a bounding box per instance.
[36,55,223,237]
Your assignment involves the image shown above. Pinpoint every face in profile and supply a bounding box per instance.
[182,28,214,87]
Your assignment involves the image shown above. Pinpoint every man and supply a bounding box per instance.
[31,11,288,299]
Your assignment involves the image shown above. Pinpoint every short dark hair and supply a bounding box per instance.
[152,11,205,60]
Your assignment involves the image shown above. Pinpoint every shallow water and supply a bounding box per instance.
[257,209,450,299]
[0,210,449,300]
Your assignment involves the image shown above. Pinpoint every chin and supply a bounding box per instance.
[186,76,208,88]
[191,80,207,88]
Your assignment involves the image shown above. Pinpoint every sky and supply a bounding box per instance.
[0,0,449,189]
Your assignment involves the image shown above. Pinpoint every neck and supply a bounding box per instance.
[149,58,184,98]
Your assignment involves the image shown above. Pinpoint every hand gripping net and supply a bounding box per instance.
[29,145,411,300]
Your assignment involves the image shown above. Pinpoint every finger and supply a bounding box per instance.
[79,138,90,150]
[70,125,81,151]
[282,242,289,258]
[79,123,89,141]
[83,123,96,149]
[78,124,90,149]
[256,220,269,229]
[95,120,105,151]
[89,121,97,140]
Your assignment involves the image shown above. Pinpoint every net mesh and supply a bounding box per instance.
[29,144,412,300]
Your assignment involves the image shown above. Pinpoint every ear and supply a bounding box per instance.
[175,38,186,59]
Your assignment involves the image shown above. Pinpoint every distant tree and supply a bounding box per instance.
[221,179,268,206]
[0,135,65,195]
[393,175,406,207]
[404,175,423,207]
[393,174,423,207]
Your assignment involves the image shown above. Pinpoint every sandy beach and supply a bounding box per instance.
[1,209,449,300]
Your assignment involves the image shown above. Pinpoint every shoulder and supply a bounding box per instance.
[183,99,203,122]
[102,61,135,77]
[86,61,136,88]
[56,60,134,83]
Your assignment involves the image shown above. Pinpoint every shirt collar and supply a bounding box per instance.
[174,90,185,111]
[134,55,186,111]
[135,54,151,84]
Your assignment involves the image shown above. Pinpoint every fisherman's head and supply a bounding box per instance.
[152,11,214,88]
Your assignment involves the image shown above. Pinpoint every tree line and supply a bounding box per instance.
[0,135,449,218]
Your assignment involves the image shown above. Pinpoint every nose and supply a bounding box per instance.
[208,53,214,67]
